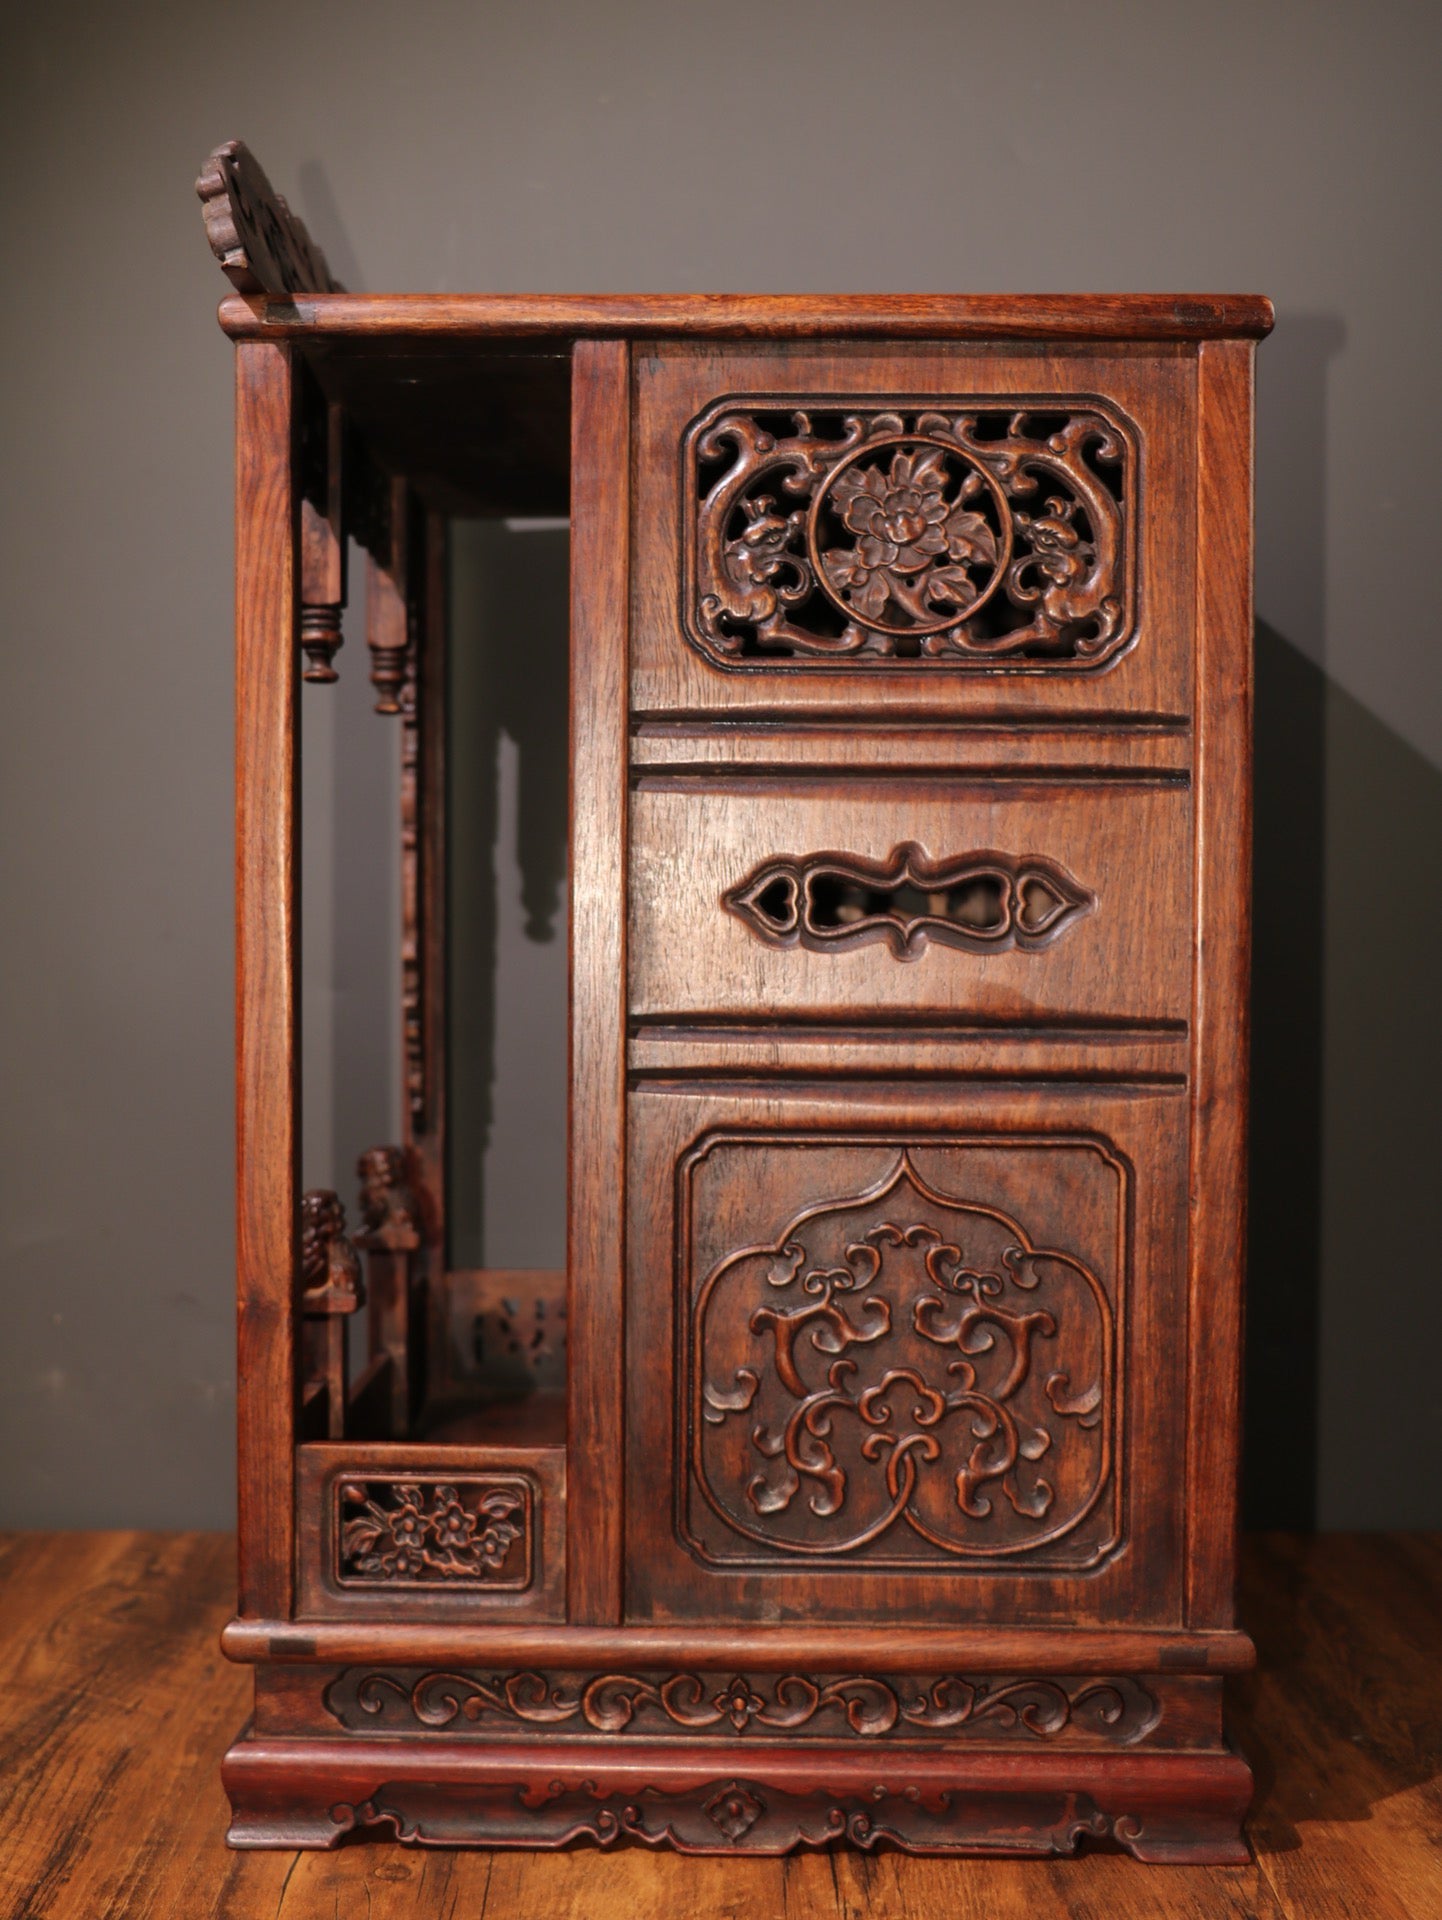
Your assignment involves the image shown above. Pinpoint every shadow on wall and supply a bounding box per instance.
[1250,645,1442,1528]
[448,520,570,1273]
[1244,309,1337,1531]
[1248,623,1324,1528]
[1248,314,1442,1526]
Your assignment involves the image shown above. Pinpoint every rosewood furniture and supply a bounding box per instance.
[199,139,1272,1861]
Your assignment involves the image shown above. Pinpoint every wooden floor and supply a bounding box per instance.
[0,1534,1437,1919]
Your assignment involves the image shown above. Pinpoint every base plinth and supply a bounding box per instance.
[223,1725,1251,1861]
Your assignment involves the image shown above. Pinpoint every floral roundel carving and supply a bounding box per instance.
[810,435,1012,635]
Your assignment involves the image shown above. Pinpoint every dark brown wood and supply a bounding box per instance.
[298,398,346,682]
[354,1147,421,1434]
[365,477,411,715]
[406,512,448,1256]
[234,339,299,1619]
[298,1189,363,1440]
[631,343,1196,724]
[210,157,1268,1862]
[216,290,1276,340]
[294,1443,566,1623]
[625,1083,1185,1628]
[566,338,630,1626]
[197,141,343,296]
[10,1531,1438,1912]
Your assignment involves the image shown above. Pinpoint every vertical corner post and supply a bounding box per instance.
[567,340,631,1623]
[1187,338,1257,1624]
[234,340,301,1616]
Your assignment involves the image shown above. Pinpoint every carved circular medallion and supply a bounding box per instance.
[806,435,1013,636]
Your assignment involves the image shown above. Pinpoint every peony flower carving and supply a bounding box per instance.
[820,443,999,627]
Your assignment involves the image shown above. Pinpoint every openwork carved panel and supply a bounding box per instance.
[685,399,1135,667]
[684,1141,1121,1570]
[325,1667,1158,1742]
[334,1474,532,1590]
[725,844,1094,959]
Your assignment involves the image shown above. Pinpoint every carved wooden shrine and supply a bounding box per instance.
[202,140,1272,1860]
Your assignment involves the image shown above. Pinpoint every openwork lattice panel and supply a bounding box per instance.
[685,398,1137,668]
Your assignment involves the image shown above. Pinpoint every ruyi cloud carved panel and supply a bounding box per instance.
[685,398,1136,668]
[683,1138,1123,1572]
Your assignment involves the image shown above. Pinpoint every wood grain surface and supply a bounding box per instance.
[215,291,1276,341]
[0,1532,1436,1918]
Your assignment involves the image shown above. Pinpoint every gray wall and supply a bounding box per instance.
[2,1,1438,1528]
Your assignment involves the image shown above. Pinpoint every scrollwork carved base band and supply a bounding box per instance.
[324,1668,1159,1744]
[223,1735,1251,1861]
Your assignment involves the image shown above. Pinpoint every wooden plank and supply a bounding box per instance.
[566,339,630,1624]
[217,290,1276,343]
[1185,341,1256,1627]
[2,1532,1441,1913]
[220,1617,1252,1672]
[234,341,300,1620]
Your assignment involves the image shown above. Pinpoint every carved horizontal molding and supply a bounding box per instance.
[325,1668,1158,1743]
[724,843,1094,959]
[335,1476,532,1590]
[686,400,1134,668]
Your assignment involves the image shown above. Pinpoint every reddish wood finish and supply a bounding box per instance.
[216,290,1275,342]
[1185,340,1256,1628]
[565,339,630,1627]
[208,145,1268,1863]
[10,1531,1442,1914]
[234,340,299,1619]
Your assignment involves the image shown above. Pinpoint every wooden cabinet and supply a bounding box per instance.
[202,142,1271,1861]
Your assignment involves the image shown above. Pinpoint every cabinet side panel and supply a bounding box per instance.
[235,341,300,1617]
[1187,340,1255,1624]
[567,339,631,1623]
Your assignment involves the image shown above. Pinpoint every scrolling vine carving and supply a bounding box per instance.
[725,844,1094,959]
[690,1148,1115,1565]
[325,1666,1158,1743]
[686,401,1133,666]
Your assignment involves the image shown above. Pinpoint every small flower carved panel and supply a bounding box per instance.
[725,844,1094,960]
[686,399,1135,667]
[685,1140,1121,1570]
[325,1667,1159,1744]
[335,1475,532,1590]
